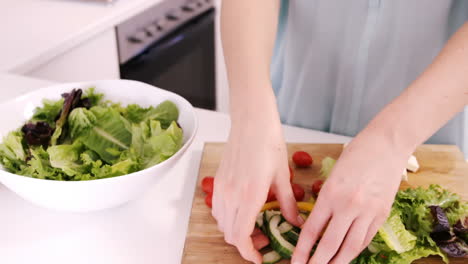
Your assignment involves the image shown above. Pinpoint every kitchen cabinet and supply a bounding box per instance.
[27,29,120,82]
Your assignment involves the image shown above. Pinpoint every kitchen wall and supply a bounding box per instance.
[214,0,230,113]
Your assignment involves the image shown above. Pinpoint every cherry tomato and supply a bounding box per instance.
[289,166,294,182]
[266,189,276,202]
[251,229,270,250]
[292,151,313,167]
[201,177,214,194]
[205,193,213,208]
[292,183,305,201]
[312,180,324,195]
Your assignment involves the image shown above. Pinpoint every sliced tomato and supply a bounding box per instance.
[251,227,263,236]
[292,151,313,167]
[289,165,294,182]
[251,229,270,250]
[201,177,214,194]
[205,193,213,208]
[266,189,276,202]
[292,183,305,201]
[312,180,324,196]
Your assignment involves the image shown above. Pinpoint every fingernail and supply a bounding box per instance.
[297,215,305,226]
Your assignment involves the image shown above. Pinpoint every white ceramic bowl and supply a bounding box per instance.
[0,80,197,212]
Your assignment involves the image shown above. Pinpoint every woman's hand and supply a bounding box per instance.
[292,133,410,264]
[212,114,303,264]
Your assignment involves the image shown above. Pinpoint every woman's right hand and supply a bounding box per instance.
[212,111,303,264]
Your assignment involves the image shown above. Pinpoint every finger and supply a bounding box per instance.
[362,214,387,248]
[233,195,265,264]
[212,154,230,222]
[330,216,373,264]
[212,175,225,232]
[223,205,239,244]
[273,173,302,227]
[291,200,331,264]
[309,214,354,264]
[237,236,263,264]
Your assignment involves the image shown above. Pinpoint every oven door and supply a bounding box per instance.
[120,10,216,110]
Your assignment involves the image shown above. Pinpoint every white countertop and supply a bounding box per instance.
[1,0,165,74]
[0,74,351,264]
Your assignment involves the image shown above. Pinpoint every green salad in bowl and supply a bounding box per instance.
[0,87,183,181]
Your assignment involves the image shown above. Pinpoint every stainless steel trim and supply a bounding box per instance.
[117,0,214,64]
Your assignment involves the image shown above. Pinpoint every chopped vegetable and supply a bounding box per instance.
[267,215,296,258]
[262,250,282,264]
[278,221,294,234]
[320,157,336,179]
[266,189,276,202]
[429,205,453,242]
[292,151,313,167]
[377,209,417,254]
[252,229,270,250]
[205,193,213,208]
[311,180,324,196]
[291,183,305,201]
[261,201,315,212]
[51,89,84,145]
[407,155,419,172]
[357,185,467,263]
[201,177,214,194]
[256,212,265,229]
[21,122,54,146]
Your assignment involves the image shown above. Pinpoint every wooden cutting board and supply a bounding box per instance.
[182,143,468,264]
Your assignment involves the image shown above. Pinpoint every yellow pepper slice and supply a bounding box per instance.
[261,201,314,212]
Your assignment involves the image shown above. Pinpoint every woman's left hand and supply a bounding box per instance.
[291,133,410,264]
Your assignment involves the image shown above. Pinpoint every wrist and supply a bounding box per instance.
[358,114,418,158]
[229,82,281,129]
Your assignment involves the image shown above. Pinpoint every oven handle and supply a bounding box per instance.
[125,9,215,65]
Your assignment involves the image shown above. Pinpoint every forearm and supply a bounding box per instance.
[361,22,468,155]
[221,0,281,128]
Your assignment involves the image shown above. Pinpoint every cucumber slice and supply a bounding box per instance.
[256,212,264,228]
[267,215,296,258]
[283,229,300,245]
[278,221,293,234]
[262,250,282,264]
[265,210,281,221]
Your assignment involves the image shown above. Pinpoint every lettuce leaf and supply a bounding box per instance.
[68,108,97,139]
[79,107,132,164]
[19,146,65,180]
[378,209,417,254]
[83,87,104,107]
[394,185,464,247]
[368,233,392,253]
[0,131,27,172]
[30,98,64,127]
[122,101,179,128]
[129,120,182,168]
[142,101,179,128]
[354,246,448,264]
[385,246,448,264]
[320,157,336,179]
[47,141,86,176]
[90,159,139,179]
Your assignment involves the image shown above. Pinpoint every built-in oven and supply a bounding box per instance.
[117,0,216,110]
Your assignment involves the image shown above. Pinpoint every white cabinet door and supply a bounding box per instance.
[27,29,120,82]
